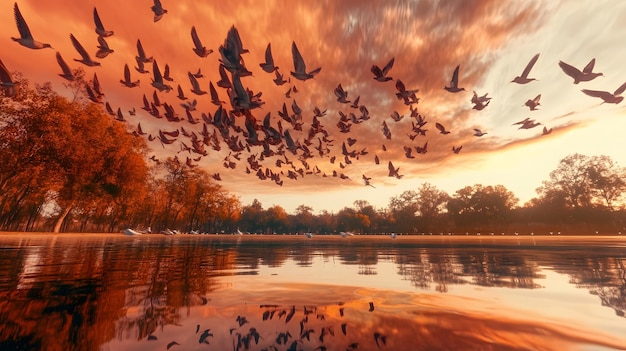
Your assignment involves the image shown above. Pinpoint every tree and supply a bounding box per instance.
[415,183,449,231]
[0,79,150,232]
[447,184,518,230]
[292,204,314,232]
[537,154,626,210]
[388,190,419,233]
[264,205,288,234]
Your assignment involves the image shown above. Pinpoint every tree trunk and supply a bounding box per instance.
[53,205,73,233]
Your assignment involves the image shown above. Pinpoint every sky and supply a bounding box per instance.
[2,0,626,214]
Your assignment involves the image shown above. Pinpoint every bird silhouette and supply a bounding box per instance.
[511,53,539,84]
[191,26,213,57]
[291,41,321,81]
[0,59,18,97]
[151,0,168,22]
[371,57,394,82]
[11,3,52,49]
[70,34,100,67]
[581,81,626,104]
[120,64,139,87]
[93,7,113,37]
[55,52,75,81]
[444,65,465,92]
[559,58,603,84]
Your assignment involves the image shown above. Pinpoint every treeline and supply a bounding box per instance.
[1,80,625,234]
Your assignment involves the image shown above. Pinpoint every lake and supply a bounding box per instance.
[1,233,625,351]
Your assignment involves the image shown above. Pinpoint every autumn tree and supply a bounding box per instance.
[415,183,450,231]
[292,204,314,233]
[388,190,419,233]
[0,79,150,232]
[447,184,518,231]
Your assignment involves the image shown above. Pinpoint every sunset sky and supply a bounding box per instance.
[2,0,626,213]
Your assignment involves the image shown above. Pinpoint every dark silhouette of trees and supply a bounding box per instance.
[447,184,518,231]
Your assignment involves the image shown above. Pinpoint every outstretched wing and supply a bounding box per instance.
[558,60,582,79]
[582,58,596,74]
[581,89,612,100]
[521,53,539,78]
[70,34,90,60]
[191,26,202,49]
[93,7,105,32]
[13,3,33,40]
[291,41,306,73]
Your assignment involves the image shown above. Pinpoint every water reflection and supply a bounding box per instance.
[0,234,625,350]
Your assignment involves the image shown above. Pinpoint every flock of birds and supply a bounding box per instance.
[145,301,388,351]
[0,1,619,190]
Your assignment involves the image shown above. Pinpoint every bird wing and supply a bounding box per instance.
[137,39,147,59]
[93,7,105,32]
[264,43,274,65]
[97,36,109,49]
[152,60,163,82]
[581,89,613,100]
[55,52,72,75]
[534,94,541,103]
[0,59,14,84]
[435,122,445,133]
[70,34,91,60]
[191,26,203,49]
[291,41,306,73]
[382,57,395,75]
[582,58,596,74]
[371,65,382,78]
[614,82,626,96]
[521,53,539,78]
[450,65,460,87]
[124,63,131,82]
[558,60,581,79]
[14,3,33,40]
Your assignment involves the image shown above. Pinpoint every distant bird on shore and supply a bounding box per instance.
[559,58,603,84]
[12,3,52,49]
[512,53,539,84]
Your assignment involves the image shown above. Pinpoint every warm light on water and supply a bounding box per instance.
[1,234,626,351]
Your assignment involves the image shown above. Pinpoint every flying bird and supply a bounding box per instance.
[136,39,153,63]
[371,57,394,82]
[70,34,100,67]
[444,65,465,92]
[95,36,114,58]
[191,26,213,57]
[559,59,603,84]
[151,0,168,22]
[452,145,462,154]
[0,59,18,97]
[388,161,403,179]
[151,60,172,92]
[334,84,350,103]
[11,2,52,49]
[120,64,140,87]
[260,43,278,73]
[435,122,450,134]
[473,128,487,137]
[55,52,75,81]
[291,41,321,81]
[93,7,113,37]
[524,94,541,111]
[581,82,626,104]
[511,53,540,84]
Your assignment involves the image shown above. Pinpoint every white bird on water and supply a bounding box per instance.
[12,2,52,50]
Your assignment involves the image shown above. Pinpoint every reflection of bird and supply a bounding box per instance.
[581,82,626,104]
[291,41,321,81]
[93,7,113,37]
[512,53,539,84]
[12,3,52,49]
[55,52,75,81]
[559,59,603,84]
[70,34,100,67]
[151,0,168,22]
[444,65,465,92]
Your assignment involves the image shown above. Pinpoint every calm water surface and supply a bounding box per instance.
[1,234,626,351]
